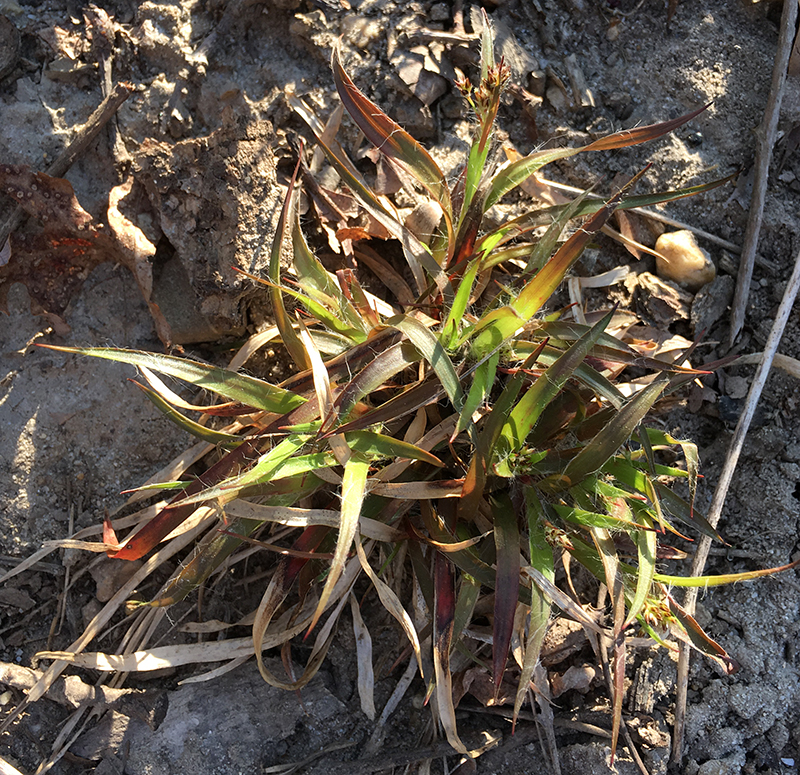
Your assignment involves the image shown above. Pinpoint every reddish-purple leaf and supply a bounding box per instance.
[490,493,520,693]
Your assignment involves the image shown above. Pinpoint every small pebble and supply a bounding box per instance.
[687,131,704,147]
[655,230,716,292]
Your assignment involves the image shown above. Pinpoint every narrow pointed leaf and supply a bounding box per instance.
[332,45,452,228]
[664,590,738,675]
[131,381,241,448]
[293,216,368,336]
[498,311,613,459]
[308,455,369,632]
[455,351,497,439]
[43,346,305,414]
[270,152,311,369]
[331,340,420,426]
[443,257,481,348]
[344,430,442,466]
[490,493,520,691]
[485,105,708,209]
[389,315,463,410]
[646,428,699,515]
[524,189,590,273]
[513,488,553,724]
[602,458,723,541]
[625,514,658,628]
[544,377,668,492]
[433,551,468,754]
[481,173,734,250]
[654,557,800,587]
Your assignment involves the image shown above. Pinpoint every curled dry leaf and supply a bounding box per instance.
[107,176,171,343]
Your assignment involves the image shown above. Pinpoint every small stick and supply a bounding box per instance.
[671,240,800,765]
[0,81,133,247]
[539,176,779,265]
[728,0,798,346]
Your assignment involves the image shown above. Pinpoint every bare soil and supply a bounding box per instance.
[1,1,800,774]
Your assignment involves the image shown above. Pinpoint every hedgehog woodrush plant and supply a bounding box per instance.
[37,18,800,765]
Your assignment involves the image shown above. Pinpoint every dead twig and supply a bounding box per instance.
[538,177,775,265]
[0,81,133,248]
[728,0,798,346]
[671,240,800,765]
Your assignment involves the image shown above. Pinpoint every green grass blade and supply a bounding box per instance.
[480,173,735,250]
[442,257,480,349]
[524,189,590,274]
[44,346,305,415]
[331,340,421,426]
[513,488,553,725]
[646,428,700,516]
[389,315,463,410]
[131,381,241,448]
[344,430,443,467]
[625,514,658,628]
[173,436,324,507]
[292,217,368,337]
[544,377,668,492]
[269,153,310,369]
[550,504,647,531]
[485,105,708,210]
[655,557,800,587]
[455,351,497,439]
[308,455,369,632]
[498,311,613,460]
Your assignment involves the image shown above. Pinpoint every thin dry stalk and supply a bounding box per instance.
[538,177,744,257]
[728,0,799,346]
[672,241,800,763]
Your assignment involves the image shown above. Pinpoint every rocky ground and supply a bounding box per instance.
[1,0,800,773]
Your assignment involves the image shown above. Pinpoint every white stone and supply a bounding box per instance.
[655,230,716,292]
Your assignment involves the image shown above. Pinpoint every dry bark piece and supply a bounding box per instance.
[461,665,517,706]
[0,165,172,342]
[691,274,735,334]
[563,54,595,109]
[629,271,692,327]
[655,230,716,292]
[89,557,145,603]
